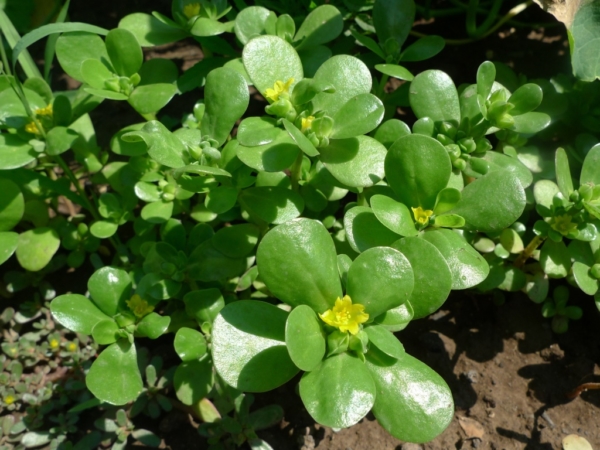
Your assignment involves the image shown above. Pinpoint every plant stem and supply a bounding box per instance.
[410,0,533,45]
[377,74,389,100]
[290,151,303,192]
[514,234,545,269]
[0,34,11,76]
[54,155,100,221]
[566,382,600,400]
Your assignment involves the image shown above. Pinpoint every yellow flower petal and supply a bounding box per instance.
[318,295,369,335]
[264,78,294,102]
[301,115,315,132]
[126,294,154,318]
[183,2,201,19]
[411,206,433,226]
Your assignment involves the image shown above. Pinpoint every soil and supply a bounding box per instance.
[13,1,600,449]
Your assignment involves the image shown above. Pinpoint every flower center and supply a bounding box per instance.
[319,295,369,335]
[264,78,294,103]
[411,206,433,226]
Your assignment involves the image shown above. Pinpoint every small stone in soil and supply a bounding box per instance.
[401,444,423,450]
[541,410,555,429]
[464,370,479,383]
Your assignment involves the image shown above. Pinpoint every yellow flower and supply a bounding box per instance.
[67,342,77,352]
[183,2,201,18]
[412,206,433,226]
[24,121,40,135]
[550,214,577,236]
[301,115,315,132]
[35,104,53,116]
[319,295,369,335]
[49,339,59,350]
[264,78,294,102]
[4,395,15,406]
[126,294,154,318]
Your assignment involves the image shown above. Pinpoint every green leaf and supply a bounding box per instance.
[239,186,304,224]
[299,353,375,428]
[330,93,384,139]
[373,0,415,50]
[46,126,79,156]
[451,171,526,233]
[139,58,179,85]
[285,305,326,371]
[282,119,320,157]
[0,178,24,231]
[188,239,247,282]
[391,236,452,319]
[511,112,551,134]
[205,186,238,214]
[243,35,303,98]
[319,135,386,188]
[141,201,174,224]
[399,35,445,62]
[366,347,453,443]
[174,358,214,405]
[136,312,171,339]
[87,340,143,405]
[572,261,599,295]
[571,1,600,81]
[540,239,570,279]
[234,6,273,45]
[51,294,111,335]
[372,119,411,149]
[0,134,36,170]
[92,319,119,345]
[84,87,128,101]
[16,227,60,272]
[0,232,18,265]
[311,55,372,116]
[556,148,574,197]
[174,327,207,362]
[581,144,600,185]
[237,132,300,173]
[421,229,489,290]
[202,67,250,147]
[257,218,342,312]
[105,28,142,77]
[434,188,461,215]
[213,224,259,258]
[370,194,418,237]
[364,325,405,359]
[294,5,343,50]
[183,288,224,324]
[90,220,118,238]
[88,267,131,317]
[344,206,400,253]
[477,61,496,99]
[482,151,533,189]
[21,432,51,448]
[238,117,280,146]
[212,300,299,392]
[190,18,231,37]
[409,70,460,125]
[80,58,114,89]
[55,31,110,82]
[133,120,187,168]
[508,83,543,115]
[385,134,451,210]
[119,13,187,46]
[347,247,414,318]
[374,64,414,81]
[129,84,178,115]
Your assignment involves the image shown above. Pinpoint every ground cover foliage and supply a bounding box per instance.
[1,0,600,448]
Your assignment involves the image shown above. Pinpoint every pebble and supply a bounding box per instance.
[464,370,479,384]
[541,411,555,429]
[401,444,423,450]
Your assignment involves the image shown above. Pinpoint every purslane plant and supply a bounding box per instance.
[1,0,599,446]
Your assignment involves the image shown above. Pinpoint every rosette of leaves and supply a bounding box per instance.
[234,34,386,219]
[95,409,160,450]
[233,4,343,77]
[50,267,171,405]
[119,0,233,47]
[210,218,454,443]
[0,71,104,174]
[55,28,179,118]
[531,146,600,285]
[408,61,546,187]
[541,286,582,334]
[350,0,446,115]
